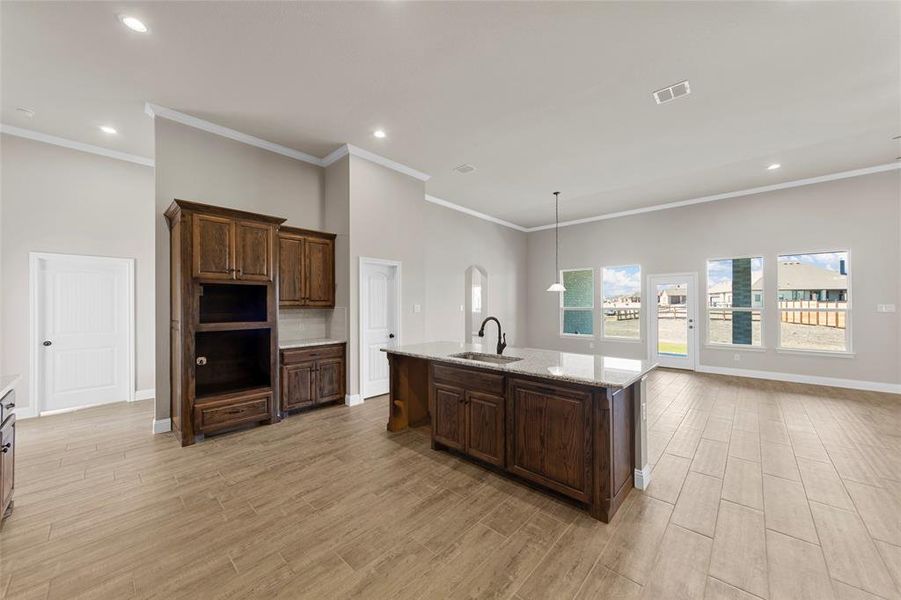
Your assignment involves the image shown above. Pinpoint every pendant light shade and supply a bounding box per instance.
[547,191,566,292]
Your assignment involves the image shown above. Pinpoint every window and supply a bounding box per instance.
[602,265,641,340]
[707,257,763,347]
[777,251,849,352]
[560,268,594,336]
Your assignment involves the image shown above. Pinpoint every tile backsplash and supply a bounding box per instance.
[279,308,347,342]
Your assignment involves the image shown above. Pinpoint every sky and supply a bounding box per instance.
[707,257,764,286]
[780,251,848,272]
[603,265,640,298]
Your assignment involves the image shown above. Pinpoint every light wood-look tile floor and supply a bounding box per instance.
[2,370,901,599]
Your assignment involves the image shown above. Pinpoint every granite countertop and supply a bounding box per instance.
[0,374,21,399]
[382,341,657,389]
[279,338,346,350]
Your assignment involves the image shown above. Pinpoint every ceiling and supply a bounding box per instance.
[2,1,899,228]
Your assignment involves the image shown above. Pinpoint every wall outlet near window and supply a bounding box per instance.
[413,304,421,313]
[589,342,595,349]
[734,353,741,361]
[877,304,896,313]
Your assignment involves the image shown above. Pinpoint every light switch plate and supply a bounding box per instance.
[878,304,896,313]
[413,304,421,313]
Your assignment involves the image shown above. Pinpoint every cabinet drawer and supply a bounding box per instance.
[281,344,344,365]
[432,363,504,396]
[194,392,272,433]
[0,390,14,425]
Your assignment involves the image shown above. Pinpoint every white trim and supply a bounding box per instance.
[15,406,38,420]
[358,257,403,400]
[29,252,137,415]
[345,394,363,407]
[634,466,651,490]
[525,162,901,232]
[705,344,767,352]
[134,388,155,401]
[697,364,900,394]
[153,418,172,434]
[424,195,528,232]
[347,144,430,181]
[1,124,154,167]
[775,348,855,358]
[144,104,432,182]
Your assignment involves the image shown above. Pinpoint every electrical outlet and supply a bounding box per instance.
[413,304,421,313]
[878,304,896,313]
[734,353,741,361]
[589,342,595,349]
[460,304,464,312]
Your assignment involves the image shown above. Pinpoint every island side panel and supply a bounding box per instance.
[386,354,430,432]
[590,384,635,522]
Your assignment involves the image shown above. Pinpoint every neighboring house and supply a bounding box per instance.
[658,285,687,305]
[707,261,847,306]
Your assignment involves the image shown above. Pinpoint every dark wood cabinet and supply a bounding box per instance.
[507,378,592,502]
[430,365,505,465]
[1,411,15,527]
[280,343,346,412]
[278,227,335,308]
[192,212,275,282]
[166,200,285,446]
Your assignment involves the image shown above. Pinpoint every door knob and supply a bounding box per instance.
[1,443,10,453]
[388,334,395,339]
[42,340,52,347]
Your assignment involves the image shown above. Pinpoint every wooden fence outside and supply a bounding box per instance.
[778,301,847,328]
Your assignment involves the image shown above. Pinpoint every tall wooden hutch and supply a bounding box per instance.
[165,200,286,446]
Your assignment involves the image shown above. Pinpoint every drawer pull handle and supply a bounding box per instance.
[3,403,14,410]
[1,443,10,453]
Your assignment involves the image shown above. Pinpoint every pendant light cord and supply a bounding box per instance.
[554,191,560,282]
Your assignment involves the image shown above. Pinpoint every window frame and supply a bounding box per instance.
[559,267,595,338]
[775,249,852,356]
[705,255,766,350]
[600,264,643,342]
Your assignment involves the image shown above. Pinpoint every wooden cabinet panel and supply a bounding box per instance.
[508,379,592,502]
[304,236,334,307]
[466,391,504,467]
[236,221,273,281]
[432,364,505,396]
[195,392,272,433]
[432,384,465,450]
[0,416,14,522]
[193,214,234,279]
[278,236,304,305]
[281,363,316,411]
[317,357,345,404]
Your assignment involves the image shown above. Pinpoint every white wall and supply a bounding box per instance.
[0,134,155,414]
[526,170,901,387]
[346,156,529,397]
[153,118,324,420]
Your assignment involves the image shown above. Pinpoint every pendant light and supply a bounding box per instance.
[546,191,566,292]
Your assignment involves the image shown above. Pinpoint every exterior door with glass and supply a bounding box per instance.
[649,273,697,370]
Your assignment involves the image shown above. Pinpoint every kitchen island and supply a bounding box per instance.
[383,342,656,522]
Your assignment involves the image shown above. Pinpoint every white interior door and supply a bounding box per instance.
[36,254,132,413]
[361,261,398,399]
[648,273,698,370]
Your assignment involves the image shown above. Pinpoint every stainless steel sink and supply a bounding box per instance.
[449,352,523,365]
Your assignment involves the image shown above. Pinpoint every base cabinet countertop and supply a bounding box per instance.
[383,343,655,522]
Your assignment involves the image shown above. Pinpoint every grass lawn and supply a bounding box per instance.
[657,341,688,356]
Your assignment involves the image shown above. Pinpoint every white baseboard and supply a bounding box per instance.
[152,418,172,434]
[134,388,155,401]
[15,406,38,419]
[696,364,900,394]
[634,466,651,490]
[345,394,363,407]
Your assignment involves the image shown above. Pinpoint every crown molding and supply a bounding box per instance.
[144,103,430,182]
[145,103,322,165]
[424,194,528,232]
[525,162,901,232]
[1,124,154,167]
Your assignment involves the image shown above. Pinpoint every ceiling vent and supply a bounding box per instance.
[454,163,476,174]
[653,80,691,104]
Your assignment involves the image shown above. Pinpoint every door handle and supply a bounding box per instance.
[388,334,395,339]
[42,340,52,347]
[1,443,10,453]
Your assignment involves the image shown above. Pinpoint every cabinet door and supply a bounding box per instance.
[235,221,274,281]
[317,357,345,404]
[465,391,505,467]
[1,416,14,519]
[304,237,335,307]
[508,379,592,502]
[432,383,465,451]
[281,363,316,411]
[193,214,234,279]
[278,235,305,306]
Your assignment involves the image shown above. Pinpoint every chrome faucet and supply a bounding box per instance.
[478,316,507,355]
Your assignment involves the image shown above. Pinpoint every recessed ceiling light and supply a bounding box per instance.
[454,163,476,174]
[16,107,35,118]
[119,15,148,33]
[653,80,691,104]
[99,125,118,135]
[767,163,781,170]
[373,129,387,139]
